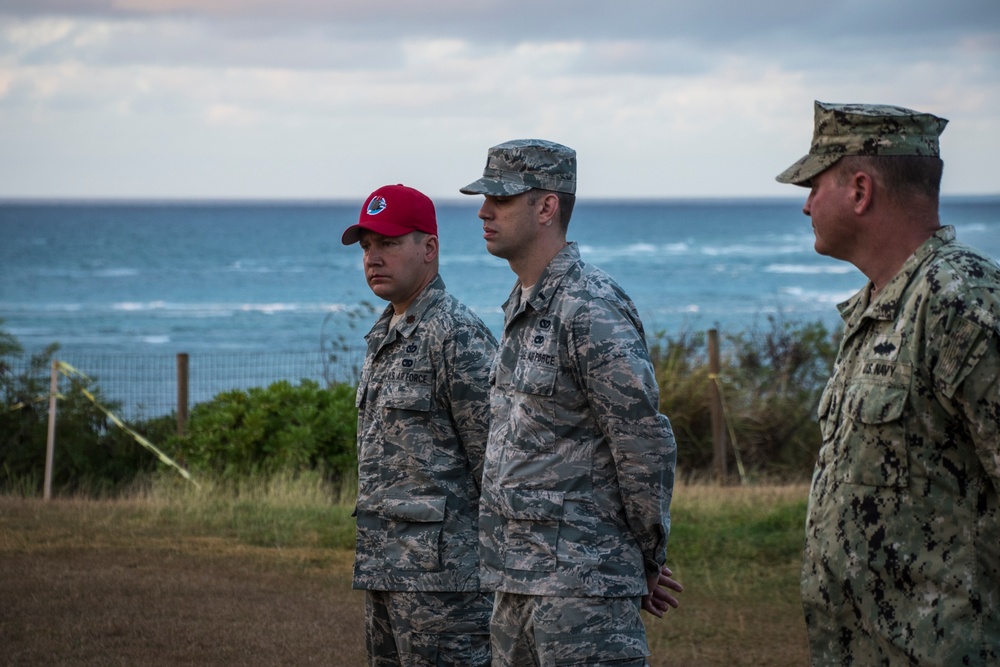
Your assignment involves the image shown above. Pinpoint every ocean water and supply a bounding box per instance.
[2,197,1000,359]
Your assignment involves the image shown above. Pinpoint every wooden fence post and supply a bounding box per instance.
[44,358,58,501]
[177,353,189,437]
[708,329,728,484]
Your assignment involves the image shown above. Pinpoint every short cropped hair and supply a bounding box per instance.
[528,190,576,230]
[835,155,944,205]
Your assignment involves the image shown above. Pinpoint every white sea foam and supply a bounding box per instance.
[94,268,140,278]
[765,264,853,274]
[41,303,82,312]
[0,303,82,316]
[108,301,348,316]
[701,243,803,257]
[114,301,167,311]
[959,223,988,232]
[579,242,691,260]
[240,303,296,315]
[780,286,856,304]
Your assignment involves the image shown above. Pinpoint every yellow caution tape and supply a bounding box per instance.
[4,394,63,414]
[57,361,199,487]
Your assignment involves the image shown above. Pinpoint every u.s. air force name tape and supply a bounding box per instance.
[57,361,199,487]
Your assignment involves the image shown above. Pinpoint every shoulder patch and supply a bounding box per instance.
[935,315,988,398]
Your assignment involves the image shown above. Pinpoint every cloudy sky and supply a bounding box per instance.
[1,0,997,200]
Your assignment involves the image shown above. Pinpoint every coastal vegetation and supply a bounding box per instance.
[1,317,837,494]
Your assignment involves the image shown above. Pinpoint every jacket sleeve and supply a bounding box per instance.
[441,321,497,492]
[936,311,1000,495]
[568,297,676,574]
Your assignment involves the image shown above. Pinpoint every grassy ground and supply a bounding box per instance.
[0,478,810,666]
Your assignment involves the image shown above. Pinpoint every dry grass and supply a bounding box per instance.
[644,482,810,666]
[0,482,811,666]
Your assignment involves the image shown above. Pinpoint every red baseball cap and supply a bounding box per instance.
[341,184,437,245]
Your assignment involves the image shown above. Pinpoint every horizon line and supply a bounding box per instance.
[2,193,999,206]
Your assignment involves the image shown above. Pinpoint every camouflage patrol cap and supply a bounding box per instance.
[460,139,576,196]
[775,101,948,186]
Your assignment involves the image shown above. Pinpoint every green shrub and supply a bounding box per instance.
[1,326,174,495]
[5,314,842,494]
[171,379,357,481]
[721,318,839,476]
[652,317,840,481]
[651,329,714,471]
[0,330,52,488]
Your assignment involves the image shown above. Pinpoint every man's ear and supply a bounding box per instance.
[537,192,559,227]
[851,170,875,215]
[423,234,439,263]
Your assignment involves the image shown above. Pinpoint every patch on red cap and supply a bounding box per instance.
[366,195,387,216]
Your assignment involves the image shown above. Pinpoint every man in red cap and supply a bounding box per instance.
[342,184,498,666]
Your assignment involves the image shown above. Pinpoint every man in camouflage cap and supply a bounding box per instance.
[343,184,498,666]
[461,140,682,666]
[777,102,1000,665]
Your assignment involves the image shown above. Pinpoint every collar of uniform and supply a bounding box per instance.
[838,226,956,326]
[501,242,579,322]
[365,273,447,342]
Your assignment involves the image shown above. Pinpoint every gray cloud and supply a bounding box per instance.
[5,8,994,79]
[0,0,997,198]
[3,0,996,43]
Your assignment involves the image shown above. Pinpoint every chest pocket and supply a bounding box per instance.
[841,379,909,488]
[511,329,560,397]
[512,362,557,397]
[379,376,433,412]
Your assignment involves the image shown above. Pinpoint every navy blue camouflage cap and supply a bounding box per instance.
[460,139,576,196]
[776,101,948,186]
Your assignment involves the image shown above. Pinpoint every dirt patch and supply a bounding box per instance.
[0,497,808,666]
[0,545,367,666]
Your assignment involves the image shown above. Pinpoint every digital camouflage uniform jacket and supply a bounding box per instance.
[479,243,676,597]
[353,275,498,592]
[804,226,1000,665]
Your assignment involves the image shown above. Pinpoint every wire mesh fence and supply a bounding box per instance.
[4,324,834,426]
[6,348,369,420]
